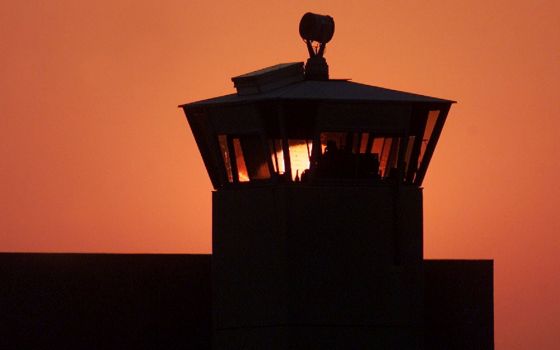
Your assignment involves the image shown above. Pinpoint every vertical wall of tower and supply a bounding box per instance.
[212,184,425,349]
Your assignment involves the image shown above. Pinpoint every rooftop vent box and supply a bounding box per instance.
[231,62,304,96]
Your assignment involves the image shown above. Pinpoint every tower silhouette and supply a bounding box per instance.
[180,13,493,350]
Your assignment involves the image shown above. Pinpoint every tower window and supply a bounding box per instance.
[218,134,271,183]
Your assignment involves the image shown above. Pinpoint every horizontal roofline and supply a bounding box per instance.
[179,79,456,108]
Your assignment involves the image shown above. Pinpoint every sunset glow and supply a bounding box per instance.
[287,140,312,181]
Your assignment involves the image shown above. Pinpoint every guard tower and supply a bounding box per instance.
[180,13,490,350]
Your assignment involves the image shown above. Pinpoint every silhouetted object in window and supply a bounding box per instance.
[316,140,381,180]
[316,140,340,178]
[301,169,310,182]
[357,153,380,180]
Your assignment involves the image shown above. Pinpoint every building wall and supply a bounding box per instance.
[424,259,494,350]
[0,253,211,350]
[0,255,493,349]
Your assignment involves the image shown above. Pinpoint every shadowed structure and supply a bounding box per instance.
[180,12,493,350]
[0,253,211,350]
[0,254,491,349]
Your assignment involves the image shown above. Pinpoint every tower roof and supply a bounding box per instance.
[180,62,455,189]
[180,64,455,108]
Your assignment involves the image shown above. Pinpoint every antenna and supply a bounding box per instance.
[299,12,335,80]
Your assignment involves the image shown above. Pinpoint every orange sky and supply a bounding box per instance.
[1,1,559,348]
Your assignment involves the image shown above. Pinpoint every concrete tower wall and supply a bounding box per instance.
[212,184,424,349]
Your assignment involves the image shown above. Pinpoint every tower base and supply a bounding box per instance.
[212,184,424,349]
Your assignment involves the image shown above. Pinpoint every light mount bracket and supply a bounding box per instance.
[299,12,335,80]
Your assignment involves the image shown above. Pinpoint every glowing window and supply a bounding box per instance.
[232,138,250,182]
[288,139,312,181]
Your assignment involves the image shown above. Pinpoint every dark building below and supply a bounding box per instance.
[424,259,494,349]
[0,253,211,350]
[0,253,492,349]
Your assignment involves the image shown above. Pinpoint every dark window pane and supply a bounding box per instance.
[417,110,440,171]
[404,135,416,176]
[359,132,370,153]
[218,134,233,183]
[269,139,285,175]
